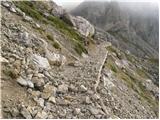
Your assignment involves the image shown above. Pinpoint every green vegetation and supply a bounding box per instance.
[147,58,159,65]
[46,34,61,49]
[73,39,87,55]
[107,46,117,53]
[14,1,44,21]
[105,52,158,112]
[105,56,119,73]
[47,34,54,41]
[136,68,149,79]
[14,1,87,55]
[106,46,124,59]
[52,41,61,50]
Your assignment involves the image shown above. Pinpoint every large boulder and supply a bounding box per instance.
[69,16,95,37]
[49,1,95,37]
[51,4,65,18]
[30,54,50,70]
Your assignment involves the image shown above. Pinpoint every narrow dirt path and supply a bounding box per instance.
[49,41,110,118]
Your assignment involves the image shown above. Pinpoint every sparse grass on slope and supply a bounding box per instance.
[46,34,61,49]
[14,1,87,55]
[105,46,158,116]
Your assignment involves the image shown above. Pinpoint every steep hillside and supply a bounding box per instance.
[1,1,159,119]
[71,1,159,58]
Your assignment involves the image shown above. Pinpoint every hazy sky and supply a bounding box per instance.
[53,0,159,11]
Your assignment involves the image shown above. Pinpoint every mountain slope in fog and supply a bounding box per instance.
[71,1,159,58]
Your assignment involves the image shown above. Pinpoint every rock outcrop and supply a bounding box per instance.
[70,16,95,37]
[50,1,95,37]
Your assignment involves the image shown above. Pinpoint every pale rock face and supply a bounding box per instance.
[35,110,48,119]
[23,15,33,22]
[57,84,68,94]
[20,107,32,119]
[1,1,11,8]
[102,75,115,89]
[142,79,159,97]
[41,84,56,99]
[70,16,95,37]
[31,54,50,70]
[9,5,17,13]
[45,50,66,66]
[50,1,95,37]
[115,59,129,69]
[31,76,45,89]
[15,7,25,16]
[48,96,56,104]
[51,5,65,17]
[0,56,9,63]
[17,77,34,88]
[19,31,31,46]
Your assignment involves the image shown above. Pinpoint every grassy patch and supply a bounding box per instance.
[116,67,158,111]
[46,15,87,55]
[136,68,149,79]
[46,34,61,49]
[74,41,88,55]
[14,1,44,21]
[147,58,159,65]
[52,41,61,49]
[14,1,87,55]
[106,46,117,53]
[105,56,119,73]
[47,34,54,41]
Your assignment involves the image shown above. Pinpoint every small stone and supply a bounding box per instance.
[26,106,39,117]
[48,96,56,104]
[36,98,45,107]
[28,90,41,98]
[73,108,81,115]
[21,107,32,119]
[35,23,40,28]
[9,6,16,13]
[8,57,15,63]
[41,84,56,99]
[17,77,28,87]
[27,74,33,80]
[31,77,45,89]
[68,84,77,92]
[58,109,67,117]
[27,80,34,88]
[23,15,33,22]
[33,73,45,78]
[0,56,9,63]
[2,1,10,8]
[31,54,50,70]
[35,110,48,119]
[57,84,68,94]
[74,61,83,67]
[85,96,92,104]
[90,107,100,115]
[79,85,87,92]
[92,94,100,101]
[11,108,20,117]
[57,99,71,106]
[16,7,25,16]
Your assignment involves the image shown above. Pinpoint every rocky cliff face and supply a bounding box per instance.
[1,1,159,119]
[71,1,159,58]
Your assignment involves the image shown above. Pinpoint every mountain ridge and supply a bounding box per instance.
[71,1,159,58]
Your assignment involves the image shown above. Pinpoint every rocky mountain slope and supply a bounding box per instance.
[1,1,159,119]
[71,1,159,58]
